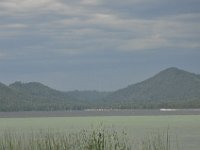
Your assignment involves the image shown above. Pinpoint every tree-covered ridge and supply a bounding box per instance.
[0,81,110,111]
[105,67,200,108]
[0,67,200,111]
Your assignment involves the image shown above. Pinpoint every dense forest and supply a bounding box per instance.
[1,67,200,111]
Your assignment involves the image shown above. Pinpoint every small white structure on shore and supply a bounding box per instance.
[160,108,177,111]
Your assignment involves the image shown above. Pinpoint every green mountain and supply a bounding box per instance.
[1,82,90,111]
[104,67,200,108]
[9,81,68,100]
[0,67,200,111]
[0,82,12,97]
[0,82,32,111]
[0,82,15,108]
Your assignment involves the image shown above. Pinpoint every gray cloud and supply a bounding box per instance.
[1,0,199,55]
[98,0,200,19]
[0,0,199,90]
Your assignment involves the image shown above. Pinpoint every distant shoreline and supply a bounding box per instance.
[1,109,200,118]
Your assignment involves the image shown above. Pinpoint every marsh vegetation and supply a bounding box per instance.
[0,127,173,150]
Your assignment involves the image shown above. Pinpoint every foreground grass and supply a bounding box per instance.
[0,127,174,150]
[1,115,199,149]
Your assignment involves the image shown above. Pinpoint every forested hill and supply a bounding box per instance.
[0,82,109,111]
[104,67,200,108]
[0,67,200,111]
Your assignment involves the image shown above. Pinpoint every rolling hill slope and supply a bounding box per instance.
[0,67,200,111]
[1,82,90,111]
[104,67,200,108]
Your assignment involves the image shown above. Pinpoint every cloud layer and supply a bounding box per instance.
[0,0,200,90]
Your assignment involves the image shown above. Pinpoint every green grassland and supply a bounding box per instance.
[0,115,200,150]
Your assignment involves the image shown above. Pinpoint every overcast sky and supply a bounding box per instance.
[0,0,200,91]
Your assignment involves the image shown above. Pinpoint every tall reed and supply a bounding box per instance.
[0,127,176,150]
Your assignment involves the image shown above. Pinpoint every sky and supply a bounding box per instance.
[0,0,200,91]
